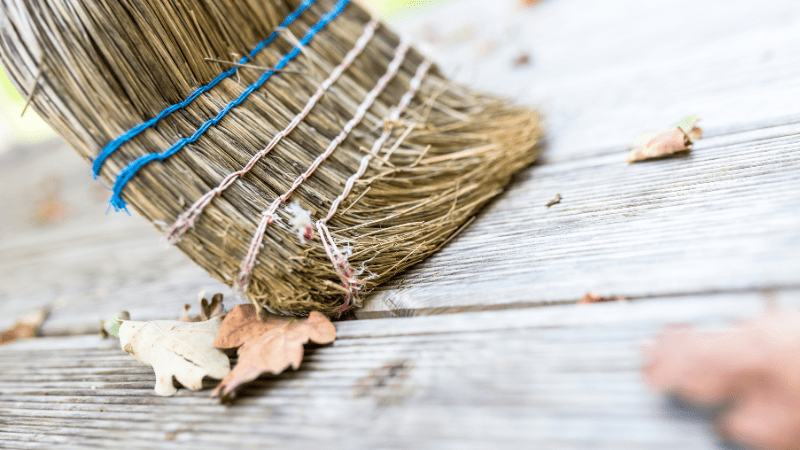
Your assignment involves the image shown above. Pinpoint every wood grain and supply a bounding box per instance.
[2,291,797,449]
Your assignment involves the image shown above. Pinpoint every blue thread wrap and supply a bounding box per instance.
[91,0,317,179]
[108,0,351,212]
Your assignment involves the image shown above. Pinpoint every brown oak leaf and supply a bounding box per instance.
[179,292,226,322]
[642,312,800,450]
[212,305,336,400]
[1,308,49,345]
[628,116,702,163]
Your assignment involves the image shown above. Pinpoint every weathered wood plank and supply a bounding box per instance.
[360,123,800,316]
[0,143,230,334]
[2,291,796,449]
[2,120,799,330]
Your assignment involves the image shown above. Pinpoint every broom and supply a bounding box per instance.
[0,0,543,315]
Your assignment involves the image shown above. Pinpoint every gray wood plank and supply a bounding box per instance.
[2,291,797,449]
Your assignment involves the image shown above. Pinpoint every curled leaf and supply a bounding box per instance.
[628,116,702,163]
[578,292,625,304]
[1,308,49,345]
[212,305,336,400]
[119,318,231,396]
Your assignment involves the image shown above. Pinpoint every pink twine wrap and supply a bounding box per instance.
[166,18,380,244]
[324,59,431,222]
[316,59,430,312]
[236,41,410,293]
[316,221,366,312]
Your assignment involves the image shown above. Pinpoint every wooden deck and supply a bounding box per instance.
[1,0,799,447]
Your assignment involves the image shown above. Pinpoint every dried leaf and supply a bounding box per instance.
[546,194,562,207]
[0,308,49,345]
[512,53,531,67]
[578,292,625,304]
[643,312,800,450]
[179,292,226,322]
[628,116,702,163]
[212,305,336,400]
[119,317,231,396]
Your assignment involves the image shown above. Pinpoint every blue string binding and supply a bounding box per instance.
[107,0,351,212]
[91,0,316,179]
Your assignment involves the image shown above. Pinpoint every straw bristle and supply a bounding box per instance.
[0,0,543,314]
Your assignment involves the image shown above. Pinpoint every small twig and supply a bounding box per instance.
[546,194,562,208]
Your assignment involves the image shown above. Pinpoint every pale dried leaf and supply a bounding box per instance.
[212,305,336,400]
[119,318,231,396]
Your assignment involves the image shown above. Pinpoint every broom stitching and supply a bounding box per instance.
[236,40,411,294]
[107,0,351,212]
[322,59,431,224]
[90,0,317,178]
[316,221,361,312]
[316,59,430,312]
[165,16,381,245]
[317,60,430,312]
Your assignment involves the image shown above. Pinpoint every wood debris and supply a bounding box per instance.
[512,53,531,67]
[546,194,562,207]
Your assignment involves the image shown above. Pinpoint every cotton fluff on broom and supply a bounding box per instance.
[0,0,543,315]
